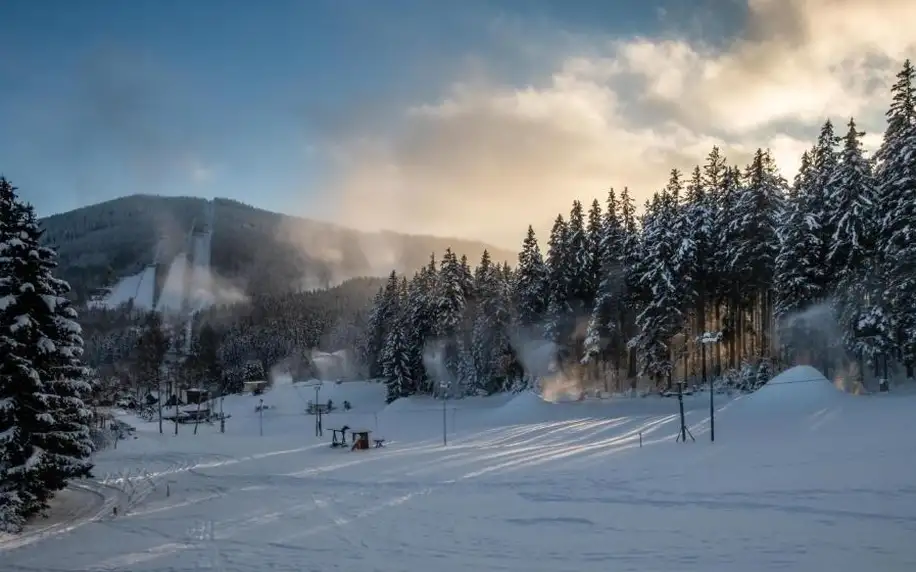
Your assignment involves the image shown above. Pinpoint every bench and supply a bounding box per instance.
[373,439,386,448]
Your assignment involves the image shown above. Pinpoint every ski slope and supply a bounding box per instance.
[88,266,156,311]
[4,368,916,571]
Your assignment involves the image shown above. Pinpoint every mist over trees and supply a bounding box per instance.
[39,196,514,303]
[364,60,916,401]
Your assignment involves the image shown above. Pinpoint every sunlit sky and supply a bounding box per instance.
[2,0,913,248]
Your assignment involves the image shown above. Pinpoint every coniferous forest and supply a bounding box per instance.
[364,61,916,403]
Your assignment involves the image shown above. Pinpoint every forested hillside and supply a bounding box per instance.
[39,196,515,302]
[364,60,916,402]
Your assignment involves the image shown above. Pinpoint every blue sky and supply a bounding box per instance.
[1,0,747,224]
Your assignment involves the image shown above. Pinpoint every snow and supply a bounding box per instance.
[155,254,189,314]
[88,266,156,311]
[3,367,916,571]
[187,222,214,312]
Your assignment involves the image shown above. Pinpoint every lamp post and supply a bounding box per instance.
[699,331,722,442]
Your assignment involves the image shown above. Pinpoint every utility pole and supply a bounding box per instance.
[709,367,715,442]
[440,381,449,446]
[173,363,179,436]
[259,398,264,437]
[313,382,322,437]
[157,370,163,435]
[220,396,225,433]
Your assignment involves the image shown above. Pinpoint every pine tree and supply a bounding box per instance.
[630,190,683,386]
[381,319,411,403]
[404,257,437,394]
[436,249,465,382]
[544,214,570,344]
[26,209,94,510]
[775,151,825,357]
[585,198,604,303]
[810,120,842,290]
[828,119,876,277]
[362,272,401,378]
[875,60,916,374]
[729,149,784,358]
[0,183,93,529]
[513,226,548,328]
[0,177,28,531]
[564,200,591,319]
[583,189,625,373]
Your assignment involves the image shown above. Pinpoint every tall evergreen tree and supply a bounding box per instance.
[544,215,571,345]
[775,150,824,357]
[513,226,548,328]
[0,181,93,530]
[436,249,466,382]
[875,60,916,374]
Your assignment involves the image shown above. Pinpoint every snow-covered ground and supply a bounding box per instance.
[88,266,156,311]
[4,367,916,571]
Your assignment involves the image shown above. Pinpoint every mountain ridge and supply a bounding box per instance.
[39,194,517,305]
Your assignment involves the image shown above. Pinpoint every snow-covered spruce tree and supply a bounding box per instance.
[381,316,412,403]
[698,147,733,376]
[469,250,516,394]
[0,186,93,530]
[564,200,591,321]
[404,257,438,394]
[728,149,784,359]
[544,214,571,345]
[775,150,825,360]
[617,188,643,378]
[668,169,699,371]
[25,207,94,512]
[828,118,891,369]
[513,225,548,329]
[630,188,684,387]
[810,120,842,288]
[582,188,628,386]
[0,177,27,531]
[585,198,603,305]
[435,249,466,383]
[875,60,916,375]
[711,166,745,369]
[361,271,401,378]
[684,164,716,381]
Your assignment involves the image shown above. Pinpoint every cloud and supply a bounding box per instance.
[321,0,916,249]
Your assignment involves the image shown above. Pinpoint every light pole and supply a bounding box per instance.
[440,381,449,446]
[699,332,722,442]
[259,398,264,437]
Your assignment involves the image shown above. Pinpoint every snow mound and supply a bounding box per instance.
[748,365,847,408]
[500,390,553,415]
[723,365,855,433]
